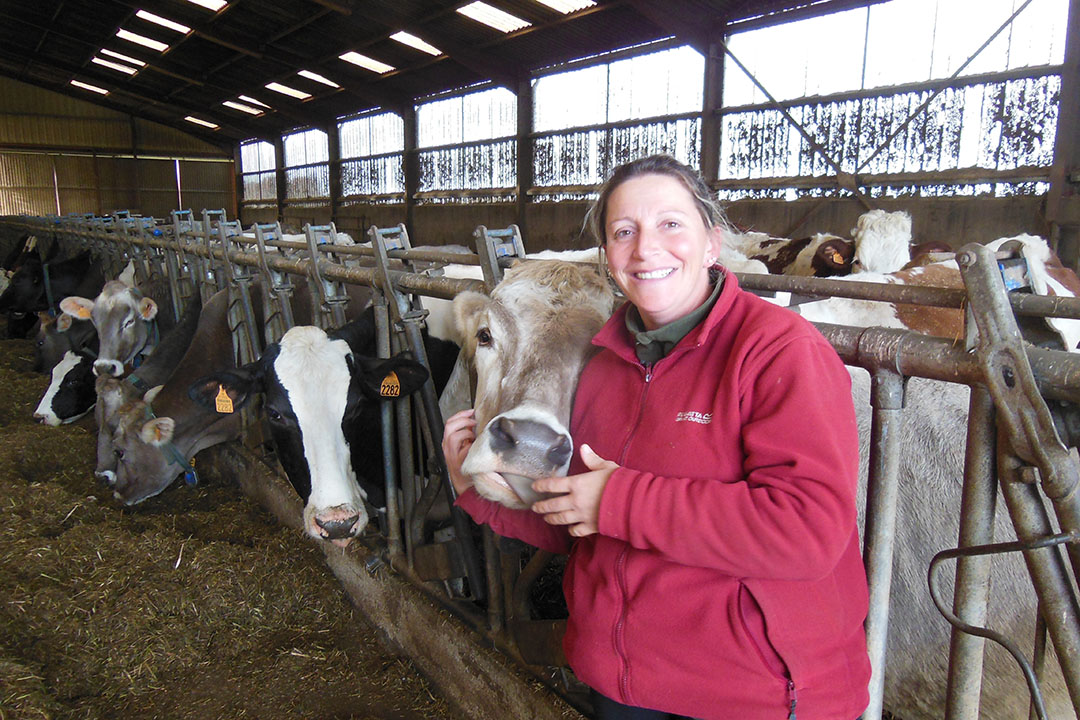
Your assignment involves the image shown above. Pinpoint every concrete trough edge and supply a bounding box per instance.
[202,442,584,720]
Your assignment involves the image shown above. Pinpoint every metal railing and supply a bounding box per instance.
[4,210,1080,720]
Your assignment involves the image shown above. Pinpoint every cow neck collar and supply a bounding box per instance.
[132,318,160,369]
[141,401,199,486]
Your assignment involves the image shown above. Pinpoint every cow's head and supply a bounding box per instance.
[851,209,913,274]
[453,260,613,509]
[33,312,97,373]
[188,320,431,547]
[61,280,157,377]
[107,385,180,505]
[93,375,143,485]
[0,249,44,314]
[33,349,97,426]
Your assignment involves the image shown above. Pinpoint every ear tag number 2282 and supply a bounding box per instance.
[380,372,401,398]
[215,386,234,414]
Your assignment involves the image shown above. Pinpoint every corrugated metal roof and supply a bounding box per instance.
[0,0,870,148]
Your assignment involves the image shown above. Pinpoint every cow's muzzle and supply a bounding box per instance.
[93,359,124,377]
[489,417,572,470]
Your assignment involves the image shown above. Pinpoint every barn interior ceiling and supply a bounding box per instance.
[0,0,880,151]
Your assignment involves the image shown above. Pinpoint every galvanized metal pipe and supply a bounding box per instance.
[860,368,906,720]
[945,387,998,720]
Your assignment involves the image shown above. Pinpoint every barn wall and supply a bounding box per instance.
[0,76,232,218]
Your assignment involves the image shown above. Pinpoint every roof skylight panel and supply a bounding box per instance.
[223,100,263,115]
[390,31,442,56]
[135,10,192,34]
[456,2,531,33]
[339,51,395,74]
[265,82,312,100]
[91,57,139,75]
[99,48,147,67]
[185,0,228,11]
[184,116,219,129]
[533,0,595,13]
[238,94,271,108]
[297,70,340,88]
[116,29,169,52]
[70,79,109,95]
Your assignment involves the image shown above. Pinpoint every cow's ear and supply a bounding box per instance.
[354,354,430,400]
[140,417,174,447]
[143,385,164,405]
[452,291,490,352]
[55,313,72,332]
[117,261,137,287]
[60,296,94,320]
[137,297,158,321]
[814,239,854,272]
[187,366,260,413]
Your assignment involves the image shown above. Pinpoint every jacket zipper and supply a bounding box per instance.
[614,364,652,704]
[787,680,798,719]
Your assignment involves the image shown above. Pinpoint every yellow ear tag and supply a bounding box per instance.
[214,386,234,414]
[75,305,92,320]
[380,371,401,398]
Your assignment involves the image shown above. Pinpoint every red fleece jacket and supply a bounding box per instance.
[457,273,871,720]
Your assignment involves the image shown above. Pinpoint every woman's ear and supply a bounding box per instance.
[706,224,725,266]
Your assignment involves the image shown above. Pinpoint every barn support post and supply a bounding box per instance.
[701,29,725,186]
[515,76,533,239]
[273,136,286,224]
[1047,0,1080,269]
[860,366,906,720]
[326,121,342,228]
[945,387,998,720]
[402,105,419,238]
[231,144,243,220]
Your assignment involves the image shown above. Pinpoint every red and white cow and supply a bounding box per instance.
[448,253,1074,720]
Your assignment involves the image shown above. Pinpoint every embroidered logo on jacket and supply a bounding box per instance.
[675,411,712,425]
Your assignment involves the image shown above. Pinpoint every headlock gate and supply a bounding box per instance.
[4,209,1080,720]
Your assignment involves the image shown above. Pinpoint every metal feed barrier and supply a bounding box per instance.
[5,209,1080,720]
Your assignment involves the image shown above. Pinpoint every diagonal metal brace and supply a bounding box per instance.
[957,242,1080,504]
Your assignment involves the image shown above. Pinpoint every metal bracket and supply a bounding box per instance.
[252,221,297,341]
[473,224,526,289]
[304,222,351,329]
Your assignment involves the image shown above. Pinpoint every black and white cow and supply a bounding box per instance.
[189,307,459,546]
[0,248,105,338]
[32,348,97,426]
[32,312,98,374]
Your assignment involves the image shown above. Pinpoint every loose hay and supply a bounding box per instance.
[0,327,467,720]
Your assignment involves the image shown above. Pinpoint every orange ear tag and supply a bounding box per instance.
[214,386,234,414]
[380,372,401,398]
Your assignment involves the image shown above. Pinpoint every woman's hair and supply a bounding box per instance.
[583,154,729,246]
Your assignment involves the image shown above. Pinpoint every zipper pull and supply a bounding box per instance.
[644,363,653,382]
[787,680,797,720]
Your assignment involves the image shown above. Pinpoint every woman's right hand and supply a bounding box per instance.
[442,409,477,496]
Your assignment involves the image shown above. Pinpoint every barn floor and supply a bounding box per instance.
[0,326,467,720]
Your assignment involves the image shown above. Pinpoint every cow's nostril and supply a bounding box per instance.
[315,514,361,539]
[547,435,572,468]
[489,417,516,451]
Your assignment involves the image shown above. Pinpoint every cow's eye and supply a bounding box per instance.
[114,447,125,460]
[122,317,135,329]
[266,407,283,423]
[476,328,492,347]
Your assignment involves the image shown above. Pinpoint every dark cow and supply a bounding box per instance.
[103,288,248,505]
[32,312,98,374]
[0,248,105,338]
[189,306,459,546]
[450,254,1074,720]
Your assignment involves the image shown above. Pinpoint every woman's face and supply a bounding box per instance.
[604,173,723,330]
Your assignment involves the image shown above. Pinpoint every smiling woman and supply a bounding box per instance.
[444,154,873,720]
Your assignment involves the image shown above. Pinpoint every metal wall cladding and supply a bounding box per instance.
[180,160,233,216]
[0,152,55,215]
[0,77,228,156]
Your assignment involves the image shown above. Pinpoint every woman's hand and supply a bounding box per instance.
[531,444,618,537]
[442,409,477,496]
